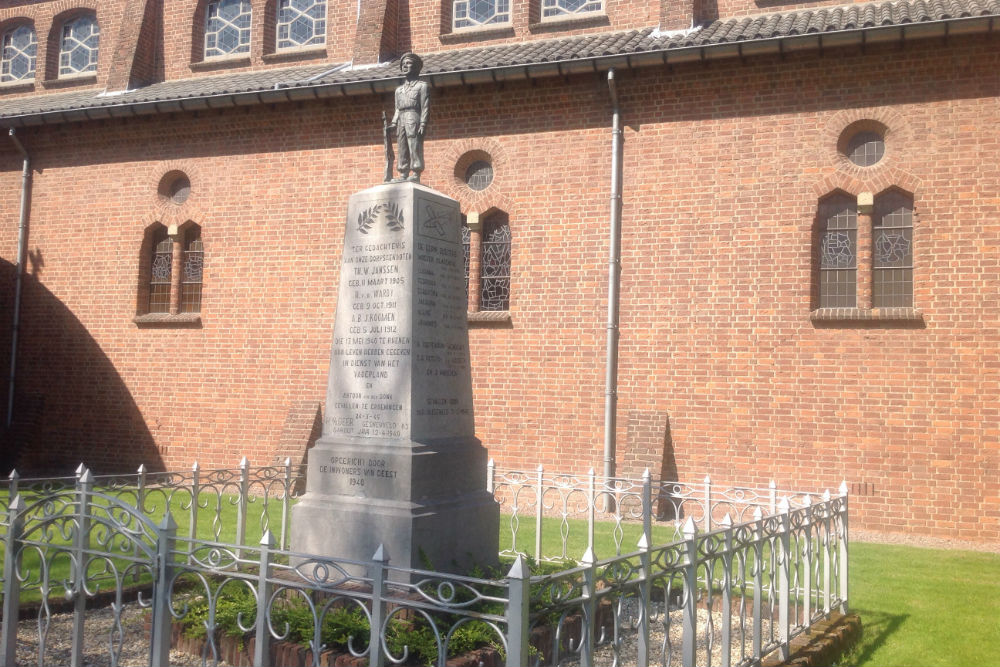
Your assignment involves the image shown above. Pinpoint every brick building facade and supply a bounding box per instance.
[0,0,997,541]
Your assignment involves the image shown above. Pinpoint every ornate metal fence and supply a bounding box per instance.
[0,464,848,667]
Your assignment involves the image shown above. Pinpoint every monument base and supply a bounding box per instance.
[291,435,500,576]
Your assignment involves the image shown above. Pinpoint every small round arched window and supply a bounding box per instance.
[158,171,191,205]
[464,161,494,191]
[845,131,885,167]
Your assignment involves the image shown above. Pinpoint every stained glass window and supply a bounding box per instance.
[277,0,326,49]
[1,25,36,82]
[872,191,913,308]
[453,0,511,29]
[149,227,172,314]
[480,213,511,311]
[542,0,603,18]
[465,161,493,191]
[462,219,471,298]
[181,227,204,313]
[818,194,857,309]
[205,0,251,58]
[59,15,99,77]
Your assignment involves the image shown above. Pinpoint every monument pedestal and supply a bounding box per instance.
[292,182,499,574]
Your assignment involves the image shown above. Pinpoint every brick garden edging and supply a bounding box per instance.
[761,613,862,667]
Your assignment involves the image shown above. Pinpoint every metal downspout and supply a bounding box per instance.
[603,69,623,480]
[7,129,29,428]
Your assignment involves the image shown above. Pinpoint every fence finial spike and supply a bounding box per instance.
[823,489,831,502]
[158,512,178,531]
[642,468,651,481]
[372,544,389,563]
[839,480,849,496]
[8,494,24,512]
[78,468,94,484]
[778,496,790,513]
[682,516,697,537]
[769,480,777,490]
[260,530,276,548]
[75,463,86,476]
[581,546,596,565]
[804,494,812,506]
[506,554,529,579]
[284,457,291,466]
[137,463,146,474]
[753,506,763,521]
[588,468,596,476]
[240,456,249,467]
[721,513,733,527]
[488,457,494,466]
[192,461,200,472]
[704,474,711,485]
[537,463,543,472]
[8,469,18,481]
[637,532,650,550]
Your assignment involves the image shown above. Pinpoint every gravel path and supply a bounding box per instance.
[13,604,232,667]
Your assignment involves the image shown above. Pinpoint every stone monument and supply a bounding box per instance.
[292,58,498,573]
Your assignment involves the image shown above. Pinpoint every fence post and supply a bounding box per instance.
[720,513,733,667]
[636,528,651,667]
[369,545,389,667]
[236,456,250,549]
[703,475,712,533]
[505,555,531,667]
[769,480,777,515]
[6,469,18,505]
[839,481,849,614]
[254,531,276,667]
[189,462,201,559]
[681,517,697,667]
[1,495,24,667]
[580,547,597,666]
[70,468,94,667]
[802,495,813,629]
[587,468,596,560]
[822,490,832,614]
[751,506,763,661]
[487,458,495,493]
[535,464,544,560]
[777,497,791,661]
[280,458,293,551]
[150,514,178,667]
[136,464,147,513]
[641,468,652,555]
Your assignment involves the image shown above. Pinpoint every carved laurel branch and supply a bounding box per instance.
[357,202,405,234]
[357,204,381,235]
[384,202,405,231]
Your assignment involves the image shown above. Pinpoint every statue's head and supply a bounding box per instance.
[399,52,423,76]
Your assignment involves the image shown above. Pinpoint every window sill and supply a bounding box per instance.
[134,312,202,327]
[810,307,923,323]
[468,310,511,324]
[529,12,609,33]
[41,74,97,89]
[190,55,251,72]
[440,25,515,44]
[0,80,35,93]
[262,46,327,63]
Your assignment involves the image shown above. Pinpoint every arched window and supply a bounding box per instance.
[453,0,511,29]
[205,0,252,58]
[59,14,99,76]
[148,226,173,314]
[480,212,511,311]
[542,0,604,19]
[872,190,914,308]
[181,225,204,313]
[1,24,37,82]
[818,193,857,309]
[276,0,326,50]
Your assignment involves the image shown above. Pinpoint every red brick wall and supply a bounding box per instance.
[0,36,997,541]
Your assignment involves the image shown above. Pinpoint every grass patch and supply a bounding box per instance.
[840,541,1000,667]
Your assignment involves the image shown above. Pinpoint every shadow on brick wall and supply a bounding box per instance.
[0,257,163,476]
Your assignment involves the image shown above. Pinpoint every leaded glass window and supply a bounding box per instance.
[462,219,471,298]
[1,25,36,82]
[59,15,99,77]
[181,227,204,313]
[818,194,857,309]
[205,0,251,58]
[453,0,511,30]
[846,131,884,167]
[542,0,603,19]
[480,213,510,311]
[872,191,913,308]
[277,0,326,49]
[149,228,172,314]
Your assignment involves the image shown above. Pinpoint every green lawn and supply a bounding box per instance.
[842,541,1000,667]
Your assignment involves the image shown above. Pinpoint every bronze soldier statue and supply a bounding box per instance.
[386,53,430,183]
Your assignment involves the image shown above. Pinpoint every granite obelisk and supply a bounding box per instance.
[291,180,499,574]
